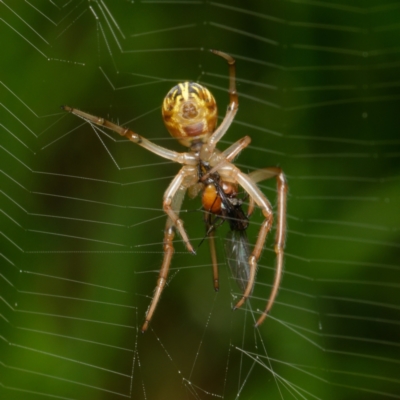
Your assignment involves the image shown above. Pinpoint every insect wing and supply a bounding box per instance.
[224,230,252,294]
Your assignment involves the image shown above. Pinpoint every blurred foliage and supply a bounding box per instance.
[1,1,400,399]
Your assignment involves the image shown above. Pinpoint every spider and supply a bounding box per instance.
[62,50,287,332]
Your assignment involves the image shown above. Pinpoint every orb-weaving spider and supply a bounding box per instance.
[62,50,287,332]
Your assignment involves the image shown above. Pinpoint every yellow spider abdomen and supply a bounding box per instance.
[162,82,217,147]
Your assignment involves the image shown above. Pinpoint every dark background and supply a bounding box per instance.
[1,1,400,399]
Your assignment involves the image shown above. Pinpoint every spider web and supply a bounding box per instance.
[1,1,400,399]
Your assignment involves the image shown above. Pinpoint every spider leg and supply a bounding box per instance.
[200,136,252,183]
[245,167,281,218]
[142,224,175,333]
[247,168,287,327]
[222,136,251,161]
[61,106,197,165]
[221,166,287,326]
[208,219,220,291]
[142,180,188,332]
[207,50,238,149]
[163,166,197,254]
[203,212,223,291]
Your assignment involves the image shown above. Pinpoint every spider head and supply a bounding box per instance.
[162,82,217,147]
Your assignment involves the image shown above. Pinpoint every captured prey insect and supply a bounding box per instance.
[62,50,288,332]
[199,164,287,303]
[198,162,253,294]
[224,230,252,294]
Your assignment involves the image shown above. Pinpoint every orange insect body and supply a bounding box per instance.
[202,184,222,214]
[202,180,239,214]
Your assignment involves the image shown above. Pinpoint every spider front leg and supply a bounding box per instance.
[62,105,198,165]
[205,50,239,152]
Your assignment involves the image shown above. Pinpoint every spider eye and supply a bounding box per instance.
[162,82,218,147]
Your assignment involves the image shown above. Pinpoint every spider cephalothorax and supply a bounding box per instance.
[62,50,287,332]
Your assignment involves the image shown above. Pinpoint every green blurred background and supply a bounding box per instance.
[1,1,400,399]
